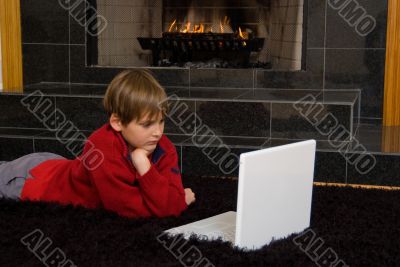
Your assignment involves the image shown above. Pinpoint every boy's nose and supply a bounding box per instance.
[153,126,163,137]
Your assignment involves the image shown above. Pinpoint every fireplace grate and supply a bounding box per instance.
[137,33,265,67]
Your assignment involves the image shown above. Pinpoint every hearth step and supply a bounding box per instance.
[4,83,360,143]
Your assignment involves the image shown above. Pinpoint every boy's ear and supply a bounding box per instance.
[109,113,123,132]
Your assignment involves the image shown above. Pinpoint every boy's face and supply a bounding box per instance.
[111,112,165,153]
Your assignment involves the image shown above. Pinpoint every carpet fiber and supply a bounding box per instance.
[0,176,399,267]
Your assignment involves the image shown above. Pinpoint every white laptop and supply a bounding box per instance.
[165,140,316,250]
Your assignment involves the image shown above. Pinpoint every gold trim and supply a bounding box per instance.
[383,0,400,126]
[314,182,400,191]
[0,0,23,92]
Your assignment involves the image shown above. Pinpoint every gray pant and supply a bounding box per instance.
[0,152,65,200]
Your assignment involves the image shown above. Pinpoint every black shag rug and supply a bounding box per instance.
[0,176,399,267]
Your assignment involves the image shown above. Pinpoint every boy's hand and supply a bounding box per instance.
[131,148,152,176]
[184,188,195,206]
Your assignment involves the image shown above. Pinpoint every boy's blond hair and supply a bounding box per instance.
[103,70,168,126]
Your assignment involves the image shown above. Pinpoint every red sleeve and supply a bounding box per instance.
[136,147,188,217]
[87,155,154,218]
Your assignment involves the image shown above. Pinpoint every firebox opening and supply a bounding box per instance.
[87,0,306,70]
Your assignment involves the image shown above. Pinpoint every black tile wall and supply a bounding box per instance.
[196,101,271,137]
[271,103,352,141]
[0,94,56,129]
[307,0,326,48]
[181,146,250,177]
[70,45,121,84]
[164,100,196,135]
[255,49,324,89]
[21,0,69,44]
[23,44,69,84]
[0,138,34,161]
[54,96,108,131]
[33,138,86,160]
[324,49,385,118]
[190,69,254,88]
[326,0,388,49]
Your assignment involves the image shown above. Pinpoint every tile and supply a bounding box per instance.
[242,89,323,102]
[24,83,109,96]
[270,138,350,152]
[164,134,193,146]
[324,49,385,118]
[347,154,400,186]
[188,88,252,100]
[24,83,72,95]
[192,135,270,149]
[0,137,34,161]
[21,0,69,43]
[307,0,326,48]
[181,146,251,177]
[65,0,87,44]
[256,49,324,89]
[164,100,196,135]
[0,128,47,138]
[70,46,190,87]
[34,129,93,141]
[33,138,85,160]
[196,101,271,138]
[70,45,122,84]
[70,17,86,44]
[326,0,388,48]
[0,94,56,129]
[23,44,69,84]
[55,96,108,131]
[314,151,347,183]
[322,90,359,104]
[190,69,254,88]
[151,68,190,87]
[349,125,400,155]
[165,87,191,98]
[271,102,352,141]
[69,84,108,96]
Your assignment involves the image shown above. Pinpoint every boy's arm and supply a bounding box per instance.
[134,148,188,217]
[85,155,154,218]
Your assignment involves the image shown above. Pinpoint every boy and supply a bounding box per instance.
[0,70,195,218]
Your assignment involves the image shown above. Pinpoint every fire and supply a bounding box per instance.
[168,19,177,32]
[238,27,248,40]
[181,22,191,33]
[220,16,231,33]
[166,16,246,38]
[193,24,204,33]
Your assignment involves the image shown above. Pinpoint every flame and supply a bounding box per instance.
[238,27,249,40]
[168,19,177,32]
[220,16,231,33]
[193,24,204,33]
[181,22,191,33]
[167,16,244,35]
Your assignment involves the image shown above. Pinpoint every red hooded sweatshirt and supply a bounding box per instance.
[20,124,188,218]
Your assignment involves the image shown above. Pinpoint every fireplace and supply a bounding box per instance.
[88,0,306,70]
